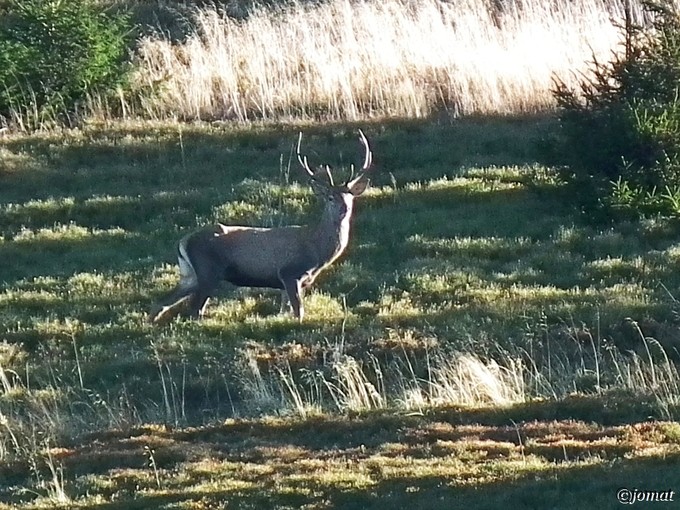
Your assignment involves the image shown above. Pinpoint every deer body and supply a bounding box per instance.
[150,131,372,323]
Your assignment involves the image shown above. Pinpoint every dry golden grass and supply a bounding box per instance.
[3,404,679,509]
[130,0,631,121]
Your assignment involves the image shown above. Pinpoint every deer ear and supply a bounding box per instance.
[347,175,369,196]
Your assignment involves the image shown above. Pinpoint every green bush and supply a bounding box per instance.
[0,0,131,128]
[554,0,680,217]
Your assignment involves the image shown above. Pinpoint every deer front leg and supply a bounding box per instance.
[279,290,290,315]
[281,277,304,321]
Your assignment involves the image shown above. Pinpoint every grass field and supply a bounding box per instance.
[1,115,680,508]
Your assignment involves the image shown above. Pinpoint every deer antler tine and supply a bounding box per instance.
[345,129,374,187]
[358,129,372,171]
[324,165,335,186]
[296,131,315,178]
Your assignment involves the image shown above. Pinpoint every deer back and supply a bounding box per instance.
[186,224,315,286]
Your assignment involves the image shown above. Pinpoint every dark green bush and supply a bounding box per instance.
[0,0,131,128]
[554,0,680,217]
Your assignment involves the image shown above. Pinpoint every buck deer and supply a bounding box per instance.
[149,130,373,323]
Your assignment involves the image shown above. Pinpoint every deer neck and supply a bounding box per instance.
[311,201,353,264]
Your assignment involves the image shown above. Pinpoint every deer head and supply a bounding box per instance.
[296,129,373,220]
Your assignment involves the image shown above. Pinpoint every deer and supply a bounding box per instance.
[149,130,374,323]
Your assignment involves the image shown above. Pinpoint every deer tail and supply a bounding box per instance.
[177,233,198,290]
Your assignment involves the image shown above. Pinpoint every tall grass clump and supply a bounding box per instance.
[234,337,680,419]
[426,353,526,407]
[0,0,131,129]
[554,0,680,217]
[132,0,628,121]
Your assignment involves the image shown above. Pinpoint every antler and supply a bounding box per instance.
[347,129,373,185]
[358,129,373,172]
[298,130,372,187]
[296,132,314,179]
[297,132,334,186]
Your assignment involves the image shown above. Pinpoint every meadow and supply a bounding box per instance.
[1,0,680,508]
[1,115,679,508]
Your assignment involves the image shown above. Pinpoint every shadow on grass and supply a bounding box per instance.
[3,175,672,294]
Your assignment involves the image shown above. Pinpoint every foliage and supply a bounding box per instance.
[554,0,680,217]
[0,0,131,128]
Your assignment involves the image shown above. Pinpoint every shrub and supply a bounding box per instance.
[554,0,680,217]
[0,0,131,129]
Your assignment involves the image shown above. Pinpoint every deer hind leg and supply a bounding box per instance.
[152,281,213,322]
[185,249,224,319]
[149,283,197,324]
[150,236,200,324]
[187,292,211,319]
